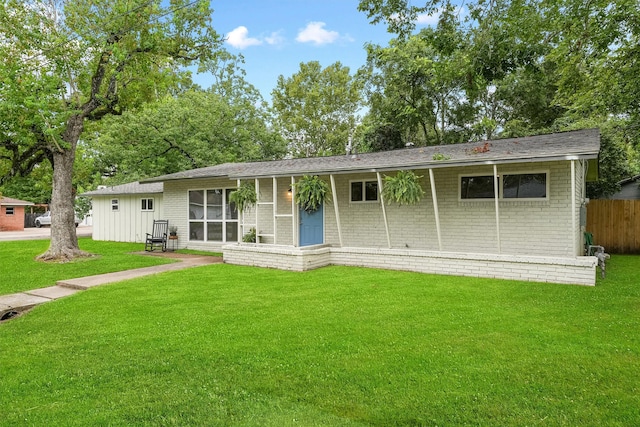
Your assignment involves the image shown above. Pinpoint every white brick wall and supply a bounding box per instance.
[223,244,598,286]
[165,159,594,283]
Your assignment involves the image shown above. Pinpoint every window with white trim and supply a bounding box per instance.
[141,198,154,211]
[350,180,378,202]
[5,206,14,216]
[460,175,495,199]
[188,189,238,242]
[111,199,119,211]
[460,172,548,200]
[502,173,547,199]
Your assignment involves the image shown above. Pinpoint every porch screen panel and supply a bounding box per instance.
[189,190,205,241]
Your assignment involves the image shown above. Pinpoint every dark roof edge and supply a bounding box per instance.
[230,153,600,179]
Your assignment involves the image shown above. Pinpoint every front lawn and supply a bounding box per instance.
[0,238,175,295]
[1,254,638,426]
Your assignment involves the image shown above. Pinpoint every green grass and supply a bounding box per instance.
[0,238,175,295]
[1,253,639,426]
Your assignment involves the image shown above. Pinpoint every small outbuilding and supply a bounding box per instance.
[0,197,34,231]
[81,182,164,242]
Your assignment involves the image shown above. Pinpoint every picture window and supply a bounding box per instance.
[188,189,238,242]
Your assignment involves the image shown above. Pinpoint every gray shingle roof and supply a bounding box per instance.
[0,197,34,206]
[81,181,163,196]
[143,129,600,182]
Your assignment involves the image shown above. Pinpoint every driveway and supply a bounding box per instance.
[0,225,93,241]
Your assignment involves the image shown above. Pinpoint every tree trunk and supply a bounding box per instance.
[37,115,90,261]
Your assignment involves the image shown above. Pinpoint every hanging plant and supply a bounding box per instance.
[381,170,425,205]
[294,175,330,213]
[228,182,257,213]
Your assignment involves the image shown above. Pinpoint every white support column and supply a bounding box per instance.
[237,179,242,241]
[493,164,501,253]
[376,172,392,249]
[291,176,297,246]
[255,178,260,244]
[428,169,443,251]
[330,174,343,247]
[571,159,577,256]
[273,177,278,245]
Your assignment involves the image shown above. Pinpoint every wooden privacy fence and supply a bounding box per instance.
[586,200,640,254]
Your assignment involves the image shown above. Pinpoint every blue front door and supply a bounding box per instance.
[299,205,324,246]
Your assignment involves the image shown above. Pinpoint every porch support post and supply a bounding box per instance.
[428,169,443,251]
[330,174,343,247]
[291,176,297,247]
[273,177,278,245]
[237,179,242,242]
[493,164,501,253]
[571,159,577,255]
[255,178,260,244]
[376,172,392,249]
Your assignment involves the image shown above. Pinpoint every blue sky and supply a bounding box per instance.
[192,0,445,101]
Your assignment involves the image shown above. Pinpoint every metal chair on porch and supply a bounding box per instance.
[584,232,610,278]
[145,220,169,252]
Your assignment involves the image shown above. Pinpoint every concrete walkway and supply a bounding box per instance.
[0,252,222,321]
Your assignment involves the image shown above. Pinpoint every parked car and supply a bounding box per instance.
[34,211,79,228]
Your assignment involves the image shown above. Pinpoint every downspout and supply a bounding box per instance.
[493,165,501,253]
[330,174,343,247]
[428,169,443,251]
[376,172,392,249]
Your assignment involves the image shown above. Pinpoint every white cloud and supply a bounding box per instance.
[296,22,339,45]
[415,12,439,26]
[415,6,467,27]
[226,26,263,49]
[265,30,285,46]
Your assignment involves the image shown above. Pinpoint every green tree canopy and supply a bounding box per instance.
[90,89,286,184]
[1,0,226,260]
[272,61,363,157]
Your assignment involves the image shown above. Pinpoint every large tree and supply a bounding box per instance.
[360,7,471,146]
[272,61,363,157]
[0,0,225,260]
[91,89,286,183]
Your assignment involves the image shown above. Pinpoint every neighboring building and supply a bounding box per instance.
[138,129,601,285]
[81,182,164,242]
[0,197,34,231]
[607,174,640,200]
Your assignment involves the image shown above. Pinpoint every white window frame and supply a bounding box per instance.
[5,206,15,216]
[187,188,239,242]
[458,173,497,201]
[349,179,379,203]
[141,198,154,212]
[458,170,549,201]
[501,171,549,201]
[111,199,119,211]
